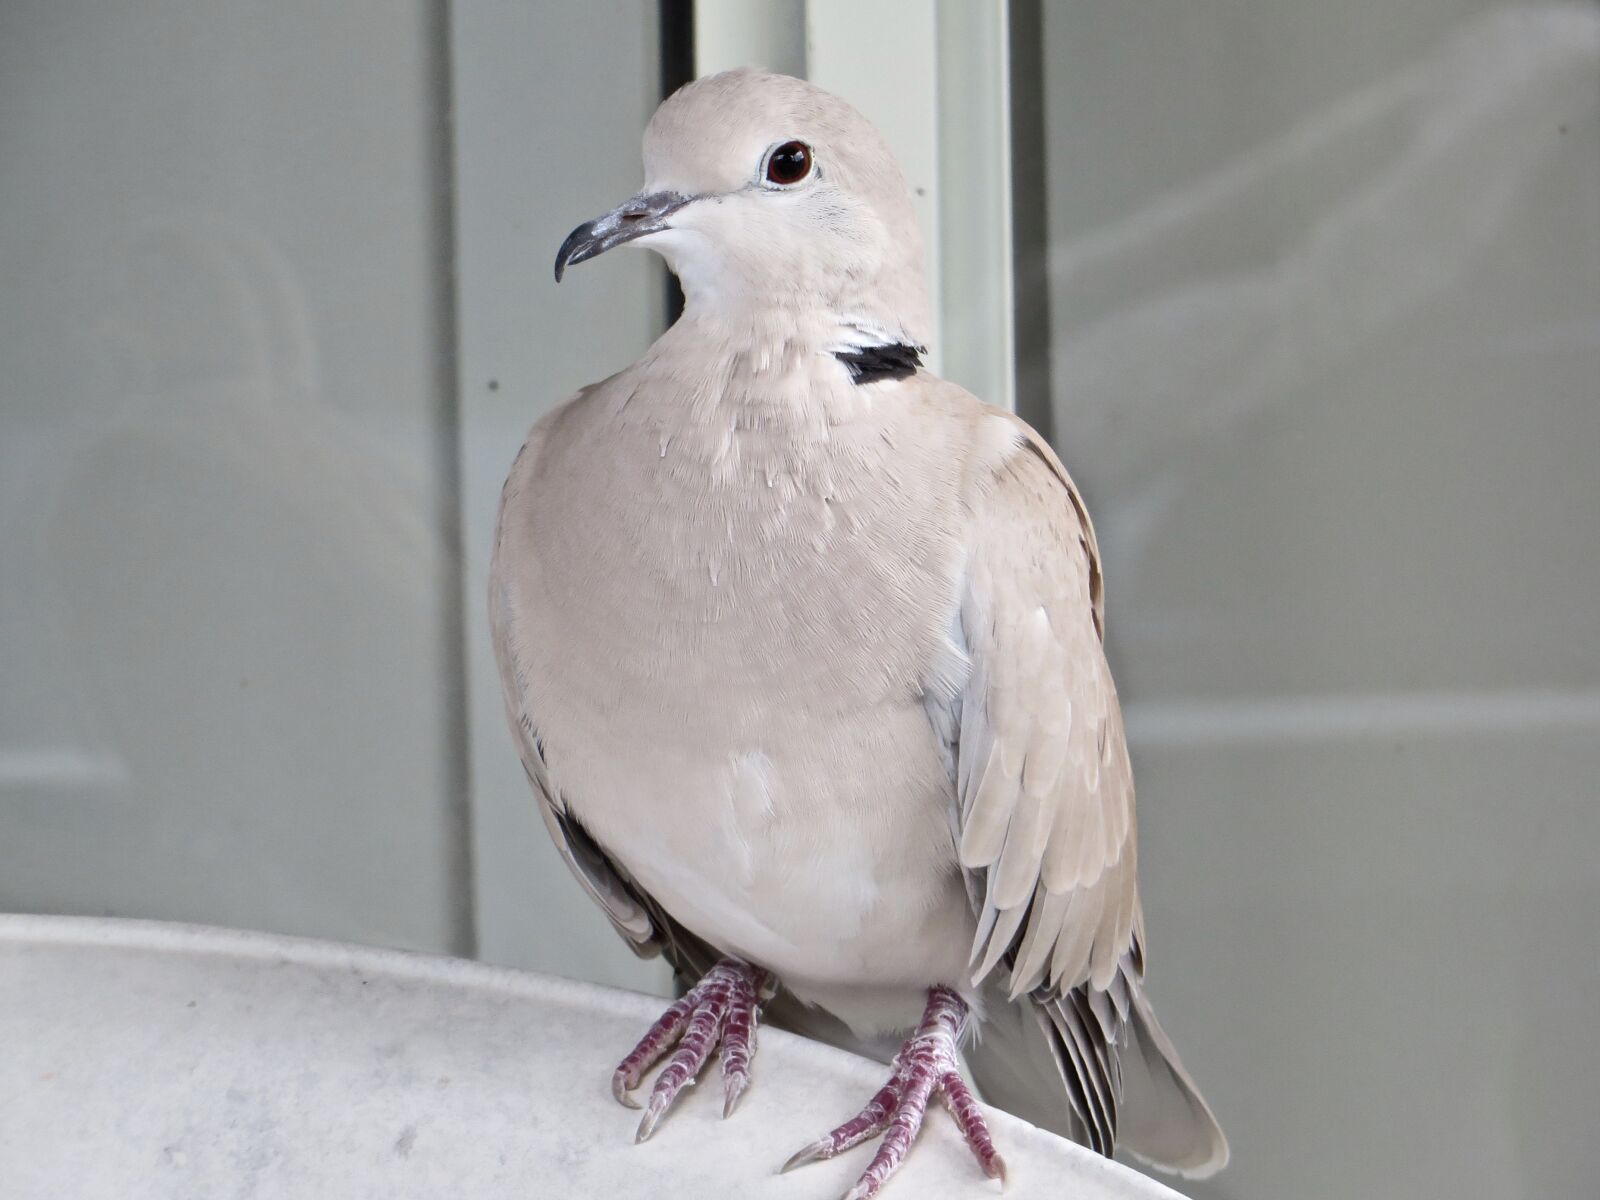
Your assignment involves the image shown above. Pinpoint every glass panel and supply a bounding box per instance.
[1035,4,1599,1197]
[0,1,468,952]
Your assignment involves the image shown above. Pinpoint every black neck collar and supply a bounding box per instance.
[833,342,924,385]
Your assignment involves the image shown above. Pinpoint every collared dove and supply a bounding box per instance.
[491,68,1227,1197]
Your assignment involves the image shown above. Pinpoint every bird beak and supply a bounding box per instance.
[553,191,691,282]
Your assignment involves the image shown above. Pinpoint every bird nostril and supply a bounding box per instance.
[620,210,648,222]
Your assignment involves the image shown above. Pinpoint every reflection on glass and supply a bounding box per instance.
[1037,5,1599,1198]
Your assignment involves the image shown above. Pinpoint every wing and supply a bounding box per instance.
[953,417,1228,1173]
[487,425,717,982]
[953,418,1144,1153]
[958,420,1140,997]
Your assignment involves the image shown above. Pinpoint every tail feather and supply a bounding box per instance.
[1117,979,1229,1177]
[966,975,1228,1178]
[966,980,1098,1148]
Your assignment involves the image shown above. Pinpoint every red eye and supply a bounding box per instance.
[765,140,812,186]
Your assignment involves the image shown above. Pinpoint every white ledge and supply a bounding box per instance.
[0,915,1190,1199]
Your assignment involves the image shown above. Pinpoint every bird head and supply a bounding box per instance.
[554,68,929,353]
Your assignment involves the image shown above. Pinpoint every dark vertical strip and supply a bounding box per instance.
[658,0,695,325]
[1007,0,1055,445]
[431,0,476,958]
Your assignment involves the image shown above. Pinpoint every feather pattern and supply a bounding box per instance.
[949,424,1224,1174]
[955,422,1137,1002]
[944,419,1148,1157]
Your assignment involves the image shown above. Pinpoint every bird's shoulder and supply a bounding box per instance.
[904,376,1103,613]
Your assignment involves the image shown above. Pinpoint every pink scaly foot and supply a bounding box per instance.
[783,986,1006,1199]
[611,957,772,1142]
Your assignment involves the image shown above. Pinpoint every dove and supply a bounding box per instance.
[490,68,1227,1198]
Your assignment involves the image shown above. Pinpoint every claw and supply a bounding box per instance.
[610,958,768,1139]
[634,1012,717,1139]
[720,969,758,1119]
[611,992,695,1110]
[635,1085,678,1143]
[781,1076,898,1175]
[786,986,1002,1200]
[722,1071,749,1119]
[611,1073,642,1109]
[781,1137,833,1173]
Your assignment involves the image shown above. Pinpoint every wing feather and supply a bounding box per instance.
[957,422,1139,1002]
[950,416,1146,1155]
[490,578,661,954]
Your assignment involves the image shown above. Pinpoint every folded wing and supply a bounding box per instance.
[953,418,1226,1174]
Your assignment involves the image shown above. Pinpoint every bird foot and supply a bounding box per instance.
[783,985,1006,1199]
[611,957,772,1141]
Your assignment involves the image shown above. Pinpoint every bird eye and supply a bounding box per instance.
[764,140,812,187]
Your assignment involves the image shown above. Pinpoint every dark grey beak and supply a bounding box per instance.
[553,191,691,282]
